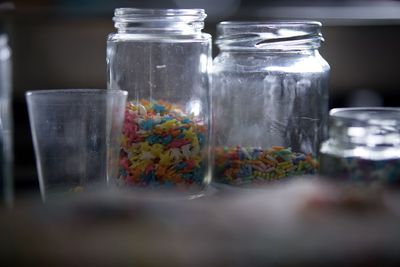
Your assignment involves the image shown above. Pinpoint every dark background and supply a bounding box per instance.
[3,0,400,196]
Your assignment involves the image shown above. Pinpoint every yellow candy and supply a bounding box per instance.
[131,159,150,170]
[159,151,172,166]
[160,119,177,130]
[121,135,128,147]
[151,144,164,157]
[128,154,139,162]
[278,161,292,169]
[140,142,151,152]
[184,127,196,140]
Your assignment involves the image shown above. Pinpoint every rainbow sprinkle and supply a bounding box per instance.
[214,146,318,185]
[118,100,207,189]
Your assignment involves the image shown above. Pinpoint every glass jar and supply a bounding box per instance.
[320,108,400,184]
[212,21,330,186]
[0,34,12,206]
[107,8,212,192]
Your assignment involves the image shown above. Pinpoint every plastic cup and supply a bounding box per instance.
[26,89,127,201]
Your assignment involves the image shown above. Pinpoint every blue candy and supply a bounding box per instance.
[146,135,159,144]
[182,117,191,124]
[162,135,172,144]
[140,119,154,131]
[175,162,187,170]
[152,103,166,113]
[119,168,127,177]
[161,115,172,122]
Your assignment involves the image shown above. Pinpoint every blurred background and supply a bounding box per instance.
[1,0,400,196]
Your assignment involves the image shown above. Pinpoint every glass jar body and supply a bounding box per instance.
[0,34,12,206]
[212,23,329,186]
[320,108,400,184]
[107,9,212,192]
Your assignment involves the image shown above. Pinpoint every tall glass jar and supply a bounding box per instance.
[107,8,211,192]
[212,21,330,186]
[0,34,12,206]
[320,108,400,184]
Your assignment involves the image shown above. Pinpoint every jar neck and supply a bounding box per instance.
[329,108,400,148]
[216,21,323,52]
[113,8,206,34]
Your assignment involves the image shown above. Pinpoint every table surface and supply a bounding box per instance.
[1,178,400,267]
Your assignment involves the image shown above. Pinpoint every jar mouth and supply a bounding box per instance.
[113,8,207,33]
[330,107,400,124]
[113,8,206,24]
[114,8,206,20]
[329,107,400,147]
[26,89,128,97]
[216,20,323,51]
[218,21,321,28]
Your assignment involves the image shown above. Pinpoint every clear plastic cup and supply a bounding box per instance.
[26,89,127,201]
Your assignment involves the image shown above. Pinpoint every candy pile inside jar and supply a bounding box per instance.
[119,100,206,188]
[214,146,318,185]
[319,154,400,184]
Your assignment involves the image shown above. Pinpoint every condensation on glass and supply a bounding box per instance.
[107,8,212,192]
[0,34,12,206]
[212,21,330,186]
[320,108,400,184]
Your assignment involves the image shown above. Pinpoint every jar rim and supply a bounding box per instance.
[112,8,207,32]
[330,107,400,122]
[114,8,206,21]
[215,20,323,51]
[26,89,128,97]
[218,21,321,27]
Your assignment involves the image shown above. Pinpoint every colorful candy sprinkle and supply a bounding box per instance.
[118,100,207,188]
[214,146,318,185]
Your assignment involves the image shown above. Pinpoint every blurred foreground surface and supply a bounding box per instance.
[1,178,400,267]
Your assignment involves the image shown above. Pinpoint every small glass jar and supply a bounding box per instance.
[107,8,212,191]
[0,34,12,206]
[212,21,330,186]
[320,108,400,184]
